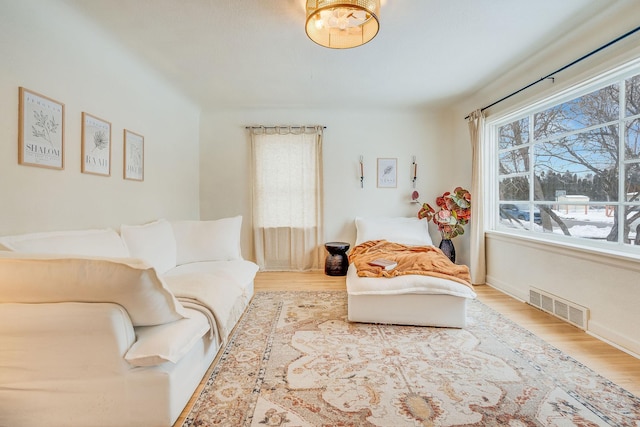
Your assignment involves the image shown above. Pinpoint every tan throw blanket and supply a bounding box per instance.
[349,240,473,289]
[163,273,246,344]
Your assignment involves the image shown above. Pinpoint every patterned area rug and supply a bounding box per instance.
[183,291,640,426]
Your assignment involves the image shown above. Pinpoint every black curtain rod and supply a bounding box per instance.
[465,25,640,120]
[245,125,326,129]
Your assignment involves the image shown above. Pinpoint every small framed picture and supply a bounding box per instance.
[123,129,144,181]
[377,158,397,188]
[18,87,65,169]
[81,112,111,176]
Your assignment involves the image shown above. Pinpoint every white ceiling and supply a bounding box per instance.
[62,0,614,110]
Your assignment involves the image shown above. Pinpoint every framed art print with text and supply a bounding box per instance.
[377,158,397,188]
[82,112,111,176]
[124,129,144,181]
[18,87,65,169]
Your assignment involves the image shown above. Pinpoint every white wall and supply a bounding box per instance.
[0,0,201,235]
[199,108,463,263]
[450,1,640,355]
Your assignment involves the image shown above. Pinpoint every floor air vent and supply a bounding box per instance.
[528,287,589,330]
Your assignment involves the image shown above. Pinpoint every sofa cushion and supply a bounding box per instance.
[0,228,129,258]
[0,253,188,326]
[120,219,177,274]
[125,309,210,367]
[355,216,434,246]
[170,216,242,265]
[164,259,258,289]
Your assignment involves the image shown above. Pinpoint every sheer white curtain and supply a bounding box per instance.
[250,126,324,271]
[467,110,486,284]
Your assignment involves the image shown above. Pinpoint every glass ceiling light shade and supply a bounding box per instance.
[305,0,380,49]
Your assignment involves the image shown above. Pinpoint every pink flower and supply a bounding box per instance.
[417,187,471,239]
[437,210,451,221]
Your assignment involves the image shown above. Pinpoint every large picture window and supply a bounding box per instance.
[489,62,640,253]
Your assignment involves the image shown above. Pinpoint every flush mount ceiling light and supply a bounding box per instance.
[305,0,380,49]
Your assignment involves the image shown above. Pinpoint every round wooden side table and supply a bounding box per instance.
[324,242,350,276]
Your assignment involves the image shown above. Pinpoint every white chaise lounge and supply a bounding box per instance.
[346,217,477,328]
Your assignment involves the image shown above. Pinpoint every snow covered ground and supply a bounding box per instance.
[502,206,638,241]
[554,208,614,239]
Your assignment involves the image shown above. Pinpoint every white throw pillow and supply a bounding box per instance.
[0,253,188,326]
[125,310,210,366]
[0,228,129,258]
[171,216,243,265]
[355,217,434,246]
[120,219,177,274]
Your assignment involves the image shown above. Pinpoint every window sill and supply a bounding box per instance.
[486,230,640,273]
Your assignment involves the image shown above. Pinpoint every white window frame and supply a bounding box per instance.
[485,57,640,259]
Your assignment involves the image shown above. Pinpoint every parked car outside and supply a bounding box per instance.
[500,203,542,224]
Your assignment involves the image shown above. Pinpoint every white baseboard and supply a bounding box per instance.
[587,321,640,359]
[484,275,527,303]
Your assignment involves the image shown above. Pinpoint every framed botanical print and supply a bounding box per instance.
[18,87,65,169]
[123,129,144,181]
[377,158,397,188]
[81,112,111,176]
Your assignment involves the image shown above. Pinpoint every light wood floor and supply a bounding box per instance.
[173,271,640,426]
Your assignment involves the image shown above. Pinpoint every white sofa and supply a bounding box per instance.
[0,217,258,427]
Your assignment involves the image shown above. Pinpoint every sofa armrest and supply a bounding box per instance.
[0,302,136,383]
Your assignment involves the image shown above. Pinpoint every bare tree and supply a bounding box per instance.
[498,74,640,242]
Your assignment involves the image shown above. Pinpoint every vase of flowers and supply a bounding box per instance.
[417,187,471,263]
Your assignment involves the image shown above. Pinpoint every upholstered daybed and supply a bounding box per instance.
[346,217,476,328]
